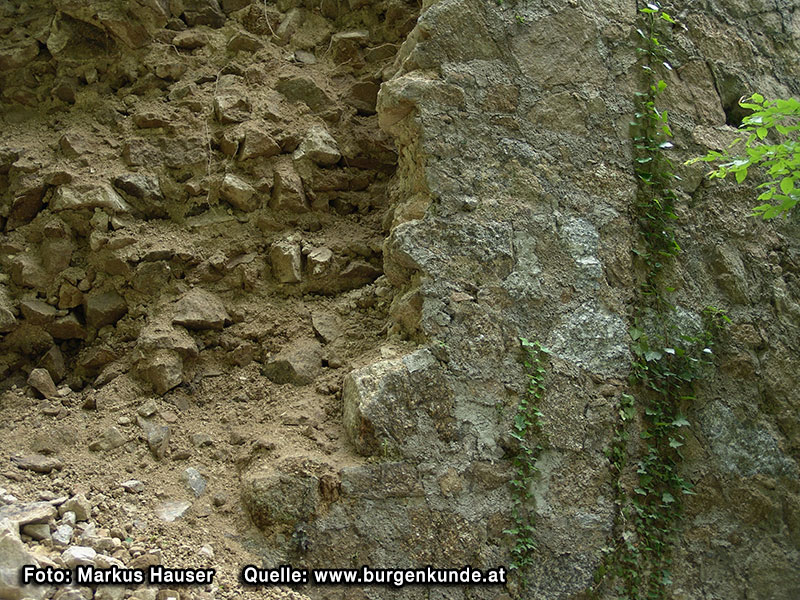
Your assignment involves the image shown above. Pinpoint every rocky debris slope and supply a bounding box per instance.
[0,483,307,600]
[0,0,418,599]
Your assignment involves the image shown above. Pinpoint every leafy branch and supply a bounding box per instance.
[687,94,800,219]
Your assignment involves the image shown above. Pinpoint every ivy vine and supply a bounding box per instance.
[589,3,729,598]
[505,337,549,591]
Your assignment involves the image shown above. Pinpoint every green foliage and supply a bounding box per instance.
[687,94,800,219]
[504,337,549,590]
[630,3,680,307]
[590,4,730,599]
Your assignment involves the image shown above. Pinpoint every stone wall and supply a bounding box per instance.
[332,0,800,598]
[1,0,799,599]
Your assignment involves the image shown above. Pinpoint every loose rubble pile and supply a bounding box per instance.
[1,1,419,599]
[0,484,307,600]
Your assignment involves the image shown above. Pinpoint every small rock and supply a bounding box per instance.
[214,93,250,124]
[49,313,86,340]
[173,30,208,49]
[139,350,184,395]
[347,81,380,115]
[21,523,51,541]
[51,184,130,214]
[172,288,229,331]
[181,468,206,497]
[190,434,213,447]
[156,501,191,522]
[95,586,126,600]
[38,345,67,382]
[311,310,342,343]
[87,427,127,452]
[11,454,63,474]
[220,174,259,212]
[171,448,192,461]
[19,299,57,325]
[276,76,333,112]
[0,501,57,527]
[270,240,303,283]
[227,32,262,52]
[293,126,341,166]
[27,368,58,399]
[52,524,73,546]
[183,0,226,28]
[138,419,171,460]
[133,113,170,129]
[212,493,227,507]
[307,247,333,276]
[0,519,46,600]
[330,30,369,64]
[271,159,308,213]
[199,544,214,559]
[61,512,77,527]
[120,480,145,494]
[85,291,127,329]
[60,494,91,522]
[338,260,382,289]
[262,339,323,386]
[130,552,161,570]
[61,545,96,567]
[137,399,158,418]
[238,125,280,161]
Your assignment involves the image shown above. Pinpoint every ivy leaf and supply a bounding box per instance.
[781,176,794,194]
[645,349,663,362]
[662,492,675,504]
[672,415,690,427]
[669,437,684,448]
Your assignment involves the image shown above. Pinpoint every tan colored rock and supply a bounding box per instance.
[0,38,39,70]
[173,30,208,49]
[270,240,302,283]
[330,30,368,64]
[48,314,86,340]
[307,246,333,276]
[219,174,259,212]
[311,310,341,343]
[19,300,57,325]
[39,345,66,383]
[6,184,45,230]
[293,126,341,166]
[238,125,280,161]
[138,350,184,395]
[85,291,127,329]
[8,254,48,290]
[27,368,58,399]
[133,112,170,128]
[0,286,16,333]
[51,184,131,214]
[275,75,333,112]
[172,288,229,331]
[214,94,250,124]
[262,339,323,385]
[0,518,47,600]
[137,323,198,357]
[271,159,308,213]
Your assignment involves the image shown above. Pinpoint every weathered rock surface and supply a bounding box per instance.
[171,289,229,331]
[85,292,127,330]
[219,174,258,212]
[262,339,322,386]
[293,127,341,166]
